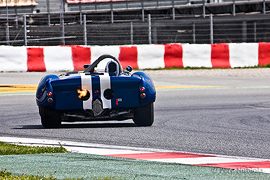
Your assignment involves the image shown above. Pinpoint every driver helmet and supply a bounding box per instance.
[105,60,119,76]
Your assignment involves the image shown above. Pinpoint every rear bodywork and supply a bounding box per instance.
[36,55,156,124]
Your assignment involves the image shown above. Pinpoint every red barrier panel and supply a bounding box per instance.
[71,46,91,71]
[211,43,230,68]
[118,46,138,69]
[164,44,183,68]
[258,43,270,66]
[27,47,46,72]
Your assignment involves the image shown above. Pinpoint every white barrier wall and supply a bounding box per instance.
[182,44,212,68]
[0,46,28,71]
[0,43,270,72]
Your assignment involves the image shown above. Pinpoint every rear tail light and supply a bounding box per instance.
[141,93,146,98]
[94,90,99,95]
[140,87,145,92]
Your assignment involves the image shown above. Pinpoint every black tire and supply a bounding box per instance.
[39,106,61,128]
[133,103,154,126]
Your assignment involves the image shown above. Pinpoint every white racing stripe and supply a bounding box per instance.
[80,73,92,110]
[100,73,111,109]
[81,73,112,110]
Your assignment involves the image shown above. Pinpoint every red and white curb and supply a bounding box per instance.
[1,137,270,173]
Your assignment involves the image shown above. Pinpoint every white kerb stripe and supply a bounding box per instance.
[182,44,212,68]
[0,46,27,72]
[43,46,74,71]
[137,44,165,69]
[229,43,259,68]
[151,157,266,165]
[81,73,92,110]
[100,73,111,109]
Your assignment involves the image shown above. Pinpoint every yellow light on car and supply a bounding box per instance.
[78,89,88,99]
[77,89,90,101]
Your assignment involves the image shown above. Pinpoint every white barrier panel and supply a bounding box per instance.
[90,46,120,70]
[91,46,120,64]
[43,46,74,71]
[182,44,212,68]
[137,44,165,69]
[0,46,28,72]
[229,43,259,68]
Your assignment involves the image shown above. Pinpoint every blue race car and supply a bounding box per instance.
[36,54,156,128]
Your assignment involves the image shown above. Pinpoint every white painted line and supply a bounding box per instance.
[150,156,267,165]
[0,137,170,155]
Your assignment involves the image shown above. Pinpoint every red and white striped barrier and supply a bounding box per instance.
[1,43,270,72]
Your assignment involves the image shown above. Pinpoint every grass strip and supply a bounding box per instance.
[0,168,117,180]
[0,142,119,180]
[0,141,68,179]
[0,169,59,180]
[0,141,68,155]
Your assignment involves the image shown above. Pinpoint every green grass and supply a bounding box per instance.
[0,141,67,179]
[0,169,58,180]
[0,169,120,180]
[0,168,118,180]
[0,141,68,155]
[0,142,119,180]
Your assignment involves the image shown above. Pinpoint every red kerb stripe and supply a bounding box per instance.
[27,47,46,72]
[106,152,216,160]
[118,46,138,69]
[164,44,183,68]
[258,43,270,66]
[197,161,270,169]
[211,43,230,68]
[71,45,91,70]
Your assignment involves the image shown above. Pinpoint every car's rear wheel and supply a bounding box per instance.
[133,103,154,126]
[39,106,61,128]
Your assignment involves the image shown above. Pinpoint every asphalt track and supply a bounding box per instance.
[0,70,270,178]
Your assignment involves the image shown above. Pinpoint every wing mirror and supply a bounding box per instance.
[83,64,90,69]
[126,66,132,72]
